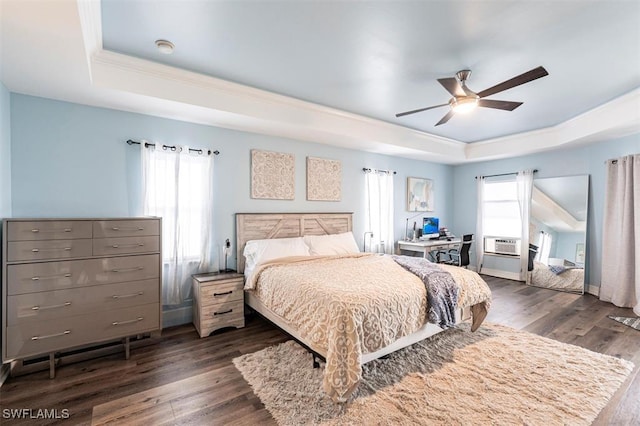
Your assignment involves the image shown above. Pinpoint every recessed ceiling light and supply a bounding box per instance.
[155,39,174,54]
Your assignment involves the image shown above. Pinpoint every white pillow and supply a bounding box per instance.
[243,237,310,270]
[303,232,360,256]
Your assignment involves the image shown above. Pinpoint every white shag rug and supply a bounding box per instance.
[233,322,634,425]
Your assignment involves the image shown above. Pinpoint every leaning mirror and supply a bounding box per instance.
[528,175,589,294]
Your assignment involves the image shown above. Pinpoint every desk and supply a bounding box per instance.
[398,238,461,262]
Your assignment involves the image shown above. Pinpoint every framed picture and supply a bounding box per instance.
[407,177,434,212]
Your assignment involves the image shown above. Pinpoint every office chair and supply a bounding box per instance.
[528,244,539,271]
[442,234,473,268]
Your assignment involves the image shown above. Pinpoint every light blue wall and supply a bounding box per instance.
[555,232,585,264]
[0,82,11,218]
[453,133,640,287]
[10,94,454,269]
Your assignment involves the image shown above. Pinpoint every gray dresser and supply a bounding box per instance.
[2,217,162,376]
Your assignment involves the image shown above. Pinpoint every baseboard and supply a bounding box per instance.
[162,305,193,328]
[479,268,522,281]
[586,284,600,297]
[0,363,10,387]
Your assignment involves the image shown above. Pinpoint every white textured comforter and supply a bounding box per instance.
[246,253,492,401]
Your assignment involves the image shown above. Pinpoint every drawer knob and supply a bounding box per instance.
[32,301,71,311]
[112,292,144,299]
[31,330,71,340]
[112,317,144,326]
[213,290,233,296]
[213,309,233,316]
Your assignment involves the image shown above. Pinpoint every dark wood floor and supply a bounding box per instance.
[1,276,639,425]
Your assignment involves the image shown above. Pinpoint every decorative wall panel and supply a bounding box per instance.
[251,149,295,200]
[306,156,341,201]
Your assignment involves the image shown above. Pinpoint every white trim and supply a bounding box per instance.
[480,268,523,281]
[586,285,600,297]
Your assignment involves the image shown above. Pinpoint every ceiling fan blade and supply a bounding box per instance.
[478,99,523,111]
[435,110,455,126]
[437,77,466,97]
[395,103,448,117]
[476,66,548,98]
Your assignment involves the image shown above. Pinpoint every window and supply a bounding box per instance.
[365,170,394,254]
[482,179,521,238]
[142,145,214,306]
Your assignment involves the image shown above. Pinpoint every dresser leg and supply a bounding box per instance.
[49,353,55,379]
[124,336,130,360]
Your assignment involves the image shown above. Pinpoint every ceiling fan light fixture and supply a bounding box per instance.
[450,96,478,114]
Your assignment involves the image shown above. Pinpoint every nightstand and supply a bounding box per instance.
[192,272,245,338]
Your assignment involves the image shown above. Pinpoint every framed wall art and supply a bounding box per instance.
[407,176,434,211]
[306,156,342,201]
[250,149,295,200]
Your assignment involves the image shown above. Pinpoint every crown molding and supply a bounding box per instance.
[77,1,639,164]
[465,89,640,162]
[90,49,468,163]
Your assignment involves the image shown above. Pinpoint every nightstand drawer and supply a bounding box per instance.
[199,281,243,305]
[7,221,92,241]
[196,300,244,336]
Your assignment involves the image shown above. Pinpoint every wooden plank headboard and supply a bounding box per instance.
[235,212,353,273]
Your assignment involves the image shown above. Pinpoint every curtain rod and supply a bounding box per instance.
[475,169,538,179]
[126,139,220,156]
[363,167,397,175]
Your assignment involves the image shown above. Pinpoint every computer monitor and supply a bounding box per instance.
[422,217,439,238]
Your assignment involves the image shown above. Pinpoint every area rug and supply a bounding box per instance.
[608,315,640,331]
[233,322,634,425]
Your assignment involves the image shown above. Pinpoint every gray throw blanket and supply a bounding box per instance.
[391,255,460,328]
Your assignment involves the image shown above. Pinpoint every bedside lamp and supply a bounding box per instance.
[222,238,233,272]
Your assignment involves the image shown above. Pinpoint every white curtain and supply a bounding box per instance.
[365,171,395,254]
[536,231,552,264]
[600,154,640,315]
[517,169,534,281]
[476,176,485,273]
[142,143,215,306]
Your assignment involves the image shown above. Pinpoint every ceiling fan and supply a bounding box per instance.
[396,66,549,126]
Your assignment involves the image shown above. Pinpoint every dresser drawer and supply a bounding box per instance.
[6,303,160,360]
[7,279,160,326]
[7,254,160,295]
[198,280,244,305]
[7,239,93,262]
[93,219,160,238]
[93,236,160,256]
[7,220,92,242]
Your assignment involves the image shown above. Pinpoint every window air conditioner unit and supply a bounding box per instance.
[484,237,521,256]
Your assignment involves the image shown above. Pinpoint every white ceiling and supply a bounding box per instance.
[1,0,639,164]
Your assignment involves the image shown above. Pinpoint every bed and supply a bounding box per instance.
[529,260,584,293]
[236,213,492,402]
